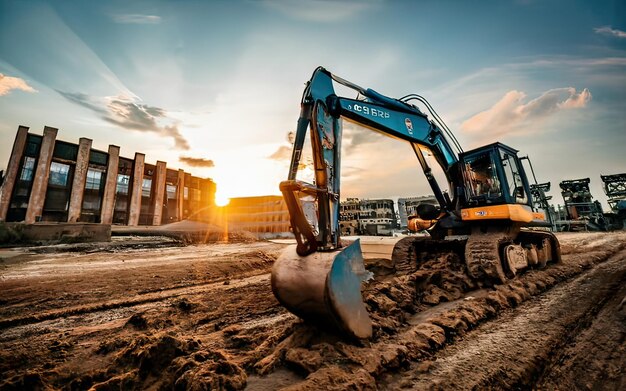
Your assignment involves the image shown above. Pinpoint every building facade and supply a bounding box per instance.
[0,126,215,226]
[226,195,291,237]
[339,198,397,236]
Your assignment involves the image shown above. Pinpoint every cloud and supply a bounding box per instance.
[57,91,190,150]
[341,165,364,180]
[0,4,137,99]
[461,87,592,138]
[268,141,316,175]
[261,0,379,22]
[267,120,381,163]
[112,14,162,24]
[269,145,292,161]
[0,73,37,96]
[57,91,108,114]
[343,121,381,150]
[557,88,592,109]
[594,26,626,39]
[179,156,215,168]
[268,144,312,171]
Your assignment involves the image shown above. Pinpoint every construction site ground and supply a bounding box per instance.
[0,230,624,390]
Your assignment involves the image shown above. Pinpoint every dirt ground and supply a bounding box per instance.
[0,231,624,390]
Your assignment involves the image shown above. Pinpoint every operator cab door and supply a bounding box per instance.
[460,143,531,207]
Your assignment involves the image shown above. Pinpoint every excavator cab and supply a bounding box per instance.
[460,143,531,208]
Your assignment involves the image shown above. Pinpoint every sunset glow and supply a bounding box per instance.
[214,190,231,207]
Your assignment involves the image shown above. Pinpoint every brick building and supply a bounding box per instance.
[0,126,215,226]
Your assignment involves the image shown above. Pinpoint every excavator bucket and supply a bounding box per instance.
[271,239,373,339]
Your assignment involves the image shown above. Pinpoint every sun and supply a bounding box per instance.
[215,190,230,207]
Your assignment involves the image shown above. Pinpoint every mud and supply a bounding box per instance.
[380,242,626,390]
[536,269,626,390]
[0,231,624,390]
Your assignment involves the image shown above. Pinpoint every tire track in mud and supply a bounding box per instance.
[380,247,626,390]
[0,245,285,330]
[0,271,275,331]
[536,271,626,390]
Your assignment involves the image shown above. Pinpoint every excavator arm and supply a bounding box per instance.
[282,67,460,257]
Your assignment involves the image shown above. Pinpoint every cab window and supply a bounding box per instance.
[464,153,501,201]
[500,151,528,204]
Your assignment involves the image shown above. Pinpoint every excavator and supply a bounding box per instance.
[271,67,561,340]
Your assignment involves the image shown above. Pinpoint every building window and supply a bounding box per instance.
[89,150,108,166]
[184,186,189,200]
[24,136,42,157]
[166,184,177,199]
[116,174,130,195]
[48,162,70,186]
[19,157,36,181]
[82,196,101,211]
[142,178,152,197]
[53,141,79,161]
[85,168,104,190]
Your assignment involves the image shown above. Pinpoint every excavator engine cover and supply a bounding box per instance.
[271,239,373,339]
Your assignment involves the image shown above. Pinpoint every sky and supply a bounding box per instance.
[0,0,625,210]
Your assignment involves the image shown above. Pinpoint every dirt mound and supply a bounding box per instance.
[159,220,258,243]
[112,219,260,244]
[365,238,474,337]
[70,333,247,390]
[157,220,223,233]
[1,371,53,391]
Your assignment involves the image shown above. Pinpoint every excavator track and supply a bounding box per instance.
[390,234,510,284]
[393,229,561,292]
[390,236,425,273]
[391,236,467,273]
[464,231,511,285]
[516,229,562,266]
[358,231,566,336]
[391,229,557,290]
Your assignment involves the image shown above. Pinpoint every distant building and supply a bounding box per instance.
[226,195,291,237]
[339,198,361,236]
[339,198,397,236]
[397,195,438,229]
[0,126,215,225]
